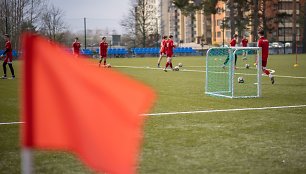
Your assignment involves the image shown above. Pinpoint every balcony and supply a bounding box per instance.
[278,23,300,27]
[278,9,300,15]
[278,36,294,42]
[278,0,299,1]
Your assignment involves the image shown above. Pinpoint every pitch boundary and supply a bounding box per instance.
[144,104,306,116]
[114,65,306,79]
[1,105,306,125]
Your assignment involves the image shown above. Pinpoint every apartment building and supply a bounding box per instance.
[212,1,232,45]
[146,0,305,46]
[159,0,212,45]
[262,0,305,44]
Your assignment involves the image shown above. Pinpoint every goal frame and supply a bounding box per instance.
[205,47,262,99]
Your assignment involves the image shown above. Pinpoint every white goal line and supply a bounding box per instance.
[143,104,306,116]
[1,105,306,125]
[114,65,306,79]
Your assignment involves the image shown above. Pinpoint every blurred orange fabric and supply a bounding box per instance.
[21,33,155,174]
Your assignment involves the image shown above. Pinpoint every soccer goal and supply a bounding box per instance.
[205,47,262,98]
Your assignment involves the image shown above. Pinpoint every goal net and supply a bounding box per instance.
[205,47,262,98]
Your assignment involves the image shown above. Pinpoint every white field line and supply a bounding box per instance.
[1,105,306,125]
[0,121,24,125]
[144,104,306,116]
[114,65,306,79]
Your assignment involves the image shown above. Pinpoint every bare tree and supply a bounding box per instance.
[1,0,28,48]
[0,0,46,49]
[39,4,66,41]
[23,0,46,30]
[121,0,158,48]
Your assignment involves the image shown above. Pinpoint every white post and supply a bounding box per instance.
[22,148,33,174]
[231,48,235,98]
[257,47,262,97]
[205,48,212,94]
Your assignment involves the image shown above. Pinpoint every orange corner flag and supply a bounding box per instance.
[21,33,155,174]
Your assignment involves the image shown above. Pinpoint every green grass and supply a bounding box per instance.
[1,54,306,173]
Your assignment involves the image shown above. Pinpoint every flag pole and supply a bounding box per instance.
[21,148,33,174]
[294,42,298,67]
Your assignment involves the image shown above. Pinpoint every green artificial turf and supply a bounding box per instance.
[0,54,306,173]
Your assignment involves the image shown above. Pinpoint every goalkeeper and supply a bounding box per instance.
[223,34,238,69]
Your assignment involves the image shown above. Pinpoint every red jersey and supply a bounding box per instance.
[241,38,248,47]
[166,39,175,57]
[257,36,269,61]
[72,41,81,55]
[160,39,168,54]
[5,41,12,58]
[99,41,108,57]
[3,40,13,63]
[230,38,237,47]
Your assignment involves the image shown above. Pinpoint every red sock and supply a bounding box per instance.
[170,63,173,69]
[264,69,270,76]
[165,62,169,68]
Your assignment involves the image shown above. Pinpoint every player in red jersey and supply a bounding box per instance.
[257,30,274,84]
[223,34,238,69]
[241,35,249,68]
[241,35,248,47]
[241,35,248,59]
[163,35,175,72]
[0,34,15,79]
[72,37,81,57]
[99,37,108,67]
[157,35,168,68]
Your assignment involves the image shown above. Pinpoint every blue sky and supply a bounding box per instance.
[50,0,131,34]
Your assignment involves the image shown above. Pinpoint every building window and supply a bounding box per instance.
[225,11,230,17]
[278,28,292,36]
[206,20,211,25]
[226,31,231,38]
[217,8,223,14]
[217,20,222,26]
[278,2,299,10]
[272,31,277,36]
[217,32,221,38]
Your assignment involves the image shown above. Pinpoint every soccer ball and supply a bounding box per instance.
[245,64,250,69]
[173,66,180,71]
[106,64,111,68]
[238,77,244,83]
[178,63,183,67]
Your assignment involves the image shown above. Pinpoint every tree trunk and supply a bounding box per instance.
[303,3,306,53]
[292,0,296,54]
[236,2,244,41]
[229,0,235,37]
[252,0,259,41]
[262,0,267,38]
[141,0,146,47]
[212,14,216,42]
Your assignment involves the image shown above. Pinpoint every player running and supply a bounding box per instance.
[241,35,248,60]
[72,37,81,57]
[157,35,168,68]
[0,34,15,79]
[223,34,238,69]
[241,35,250,68]
[163,35,175,72]
[257,30,274,84]
[99,37,108,67]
